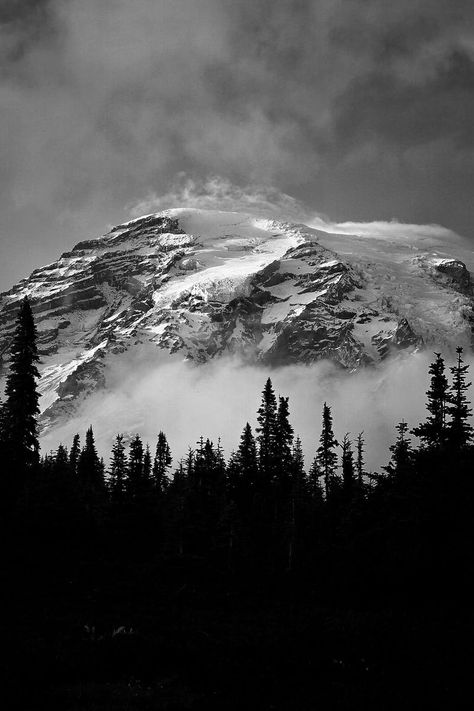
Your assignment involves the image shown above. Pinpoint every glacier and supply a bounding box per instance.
[0,208,473,433]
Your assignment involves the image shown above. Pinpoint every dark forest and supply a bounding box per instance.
[1,297,474,709]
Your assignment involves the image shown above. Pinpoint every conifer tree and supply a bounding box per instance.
[144,444,152,481]
[291,436,308,504]
[412,353,449,449]
[228,423,258,512]
[127,434,145,500]
[77,426,105,496]
[237,423,258,487]
[153,431,172,492]
[275,396,294,483]
[55,443,70,473]
[185,447,194,479]
[109,434,127,504]
[315,403,338,497]
[256,377,278,485]
[292,436,304,478]
[447,346,473,449]
[384,421,412,478]
[341,434,355,495]
[3,297,40,490]
[69,433,81,474]
[356,432,366,485]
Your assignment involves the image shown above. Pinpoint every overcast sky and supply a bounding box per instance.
[1,0,474,291]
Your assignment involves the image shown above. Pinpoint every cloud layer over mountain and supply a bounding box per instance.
[41,348,466,474]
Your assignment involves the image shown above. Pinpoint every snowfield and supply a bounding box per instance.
[0,208,473,434]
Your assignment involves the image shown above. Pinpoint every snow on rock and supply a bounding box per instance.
[1,208,473,431]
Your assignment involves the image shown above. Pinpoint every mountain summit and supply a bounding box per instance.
[1,208,473,429]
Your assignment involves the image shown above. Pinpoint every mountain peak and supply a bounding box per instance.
[1,208,473,432]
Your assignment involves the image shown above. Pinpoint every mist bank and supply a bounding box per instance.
[40,349,468,473]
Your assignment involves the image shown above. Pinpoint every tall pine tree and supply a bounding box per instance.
[109,434,127,504]
[412,353,449,449]
[3,297,40,494]
[77,426,105,499]
[384,421,412,479]
[153,431,172,493]
[341,434,355,496]
[275,396,294,485]
[356,432,365,486]
[256,378,278,487]
[315,403,338,497]
[69,433,81,475]
[127,434,145,501]
[447,346,473,449]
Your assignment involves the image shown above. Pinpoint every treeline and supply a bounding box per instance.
[1,297,474,592]
[3,297,474,708]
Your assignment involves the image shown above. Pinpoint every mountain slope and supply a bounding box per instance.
[0,208,473,430]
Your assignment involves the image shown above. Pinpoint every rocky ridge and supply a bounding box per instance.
[0,208,473,430]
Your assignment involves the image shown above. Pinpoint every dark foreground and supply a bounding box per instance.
[2,509,474,711]
[1,302,474,708]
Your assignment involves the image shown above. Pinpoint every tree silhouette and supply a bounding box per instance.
[412,352,449,449]
[77,426,105,500]
[447,346,473,449]
[127,434,145,501]
[69,433,81,475]
[153,431,172,493]
[341,434,355,496]
[3,297,40,496]
[315,403,338,497]
[256,377,278,486]
[384,421,412,479]
[109,434,127,504]
[356,432,365,485]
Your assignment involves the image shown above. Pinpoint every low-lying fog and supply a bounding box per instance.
[41,347,470,473]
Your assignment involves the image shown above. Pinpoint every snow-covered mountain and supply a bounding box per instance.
[1,208,473,430]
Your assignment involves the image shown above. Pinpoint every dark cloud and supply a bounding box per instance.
[333,49,474,151]
[1,0,474,290]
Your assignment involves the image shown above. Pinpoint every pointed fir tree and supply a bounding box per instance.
[356,432,366,486]
[127,434,145,500]
[291,436,308,503]
[185,447,194,479]
[228,423,258,512]
[77,426,105,496]
[275,396,294,486]
[315,402,338,497]
[256,377,278,485]
[69,433,81,475]
[54,443,70,473]
[237,422,258,488]
[109,434,127,504]
[308,456,324,506]
[447,346,473,449]
[341,434,355,496]
[144,444,152,480]
[153,431,172,493]
[412,353,449,449]
[384,421,412,479]
[3,297,40,489]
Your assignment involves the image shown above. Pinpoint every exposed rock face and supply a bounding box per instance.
[433,259,472,295]
[1,208,473,431]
